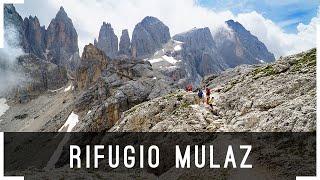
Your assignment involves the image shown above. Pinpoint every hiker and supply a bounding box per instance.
[208,96,214,109]
[206,87,211,104]
[197,89,204,104]
[186,84,193,92]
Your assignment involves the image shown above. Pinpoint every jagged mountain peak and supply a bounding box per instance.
[100,22,114,31]
[81,43,107,61]
[57,6,67,15]
[4,4,16,13]
[54,6,71,22]
[96,22,118,58]
[24,15,40,24]
[131,16,170,58]
[226,19,256,40]
[213,19,275,67]
[122,29,129,33]
[102,21,112,27]
[119,29,131,56]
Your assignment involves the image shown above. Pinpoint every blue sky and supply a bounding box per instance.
[198,0,319,33]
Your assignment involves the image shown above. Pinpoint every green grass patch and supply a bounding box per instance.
[253,65,276,77]
[292,49,316,72]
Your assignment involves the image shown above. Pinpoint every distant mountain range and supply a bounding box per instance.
[4,4,275,87]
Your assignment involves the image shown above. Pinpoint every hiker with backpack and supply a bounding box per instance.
[197,89,204,104]
[206,87,211,104]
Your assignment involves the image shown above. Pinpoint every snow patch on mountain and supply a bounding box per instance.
[64,84,73,92]
[162,55,179,64]
[174,45,182,51]
[58,112,79,132]
[148,55,180,65]
[0,98,10,117]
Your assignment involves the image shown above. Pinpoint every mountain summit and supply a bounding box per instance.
[215,20,275,68]
[96,22,118,58]
[131,16,171,58]
[46,6,79,66]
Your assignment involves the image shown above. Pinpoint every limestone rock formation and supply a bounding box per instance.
[74,57,177,131]
[118,29,131,57]
[4,5,80,70]
[131,16,170,58]
[110,90,215,132]
[15,54,68,103]
[111,49,316,132]
[23,16,46,58]
[96,22,118,58]
[214,20,275,68]
[173,27,227,77]
[46,7,79,67]
[4,4,29,50]
[76,44,108,90]
[173,27,215,50]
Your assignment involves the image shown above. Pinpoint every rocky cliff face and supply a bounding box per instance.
[4,5,80,70]
[4,4,29,50]
[76,44,108,90]
[46,7,79,67]
[215,20,275,68]
[13,54,68,103]
[23,16,46,59]
[143,27,227,88]
[145,21,275,87]
[73,57,177,132]
[96,22,118,58]
[111,49,316,132]
[118,29,131,57]
[173,27,227,76]
[131,16,170,58]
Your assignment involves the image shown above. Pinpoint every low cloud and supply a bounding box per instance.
[0,25,26,96]
[235,10,319,57]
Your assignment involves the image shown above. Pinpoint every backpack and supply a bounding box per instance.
[198,90,203,98]
[206,88,211,96]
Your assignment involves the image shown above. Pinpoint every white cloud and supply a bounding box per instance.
[16,0,318,57]
[235,10,319,57]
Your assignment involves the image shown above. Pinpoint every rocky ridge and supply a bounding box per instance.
[0,44,177,132]
[111,48,316,132]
